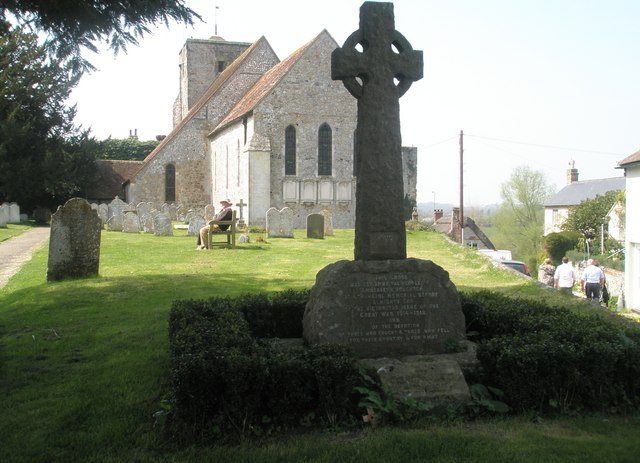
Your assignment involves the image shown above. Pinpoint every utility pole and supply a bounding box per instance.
[459,130,464,244]
[214,5,219,35]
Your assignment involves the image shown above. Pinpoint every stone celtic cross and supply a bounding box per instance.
[332,1,423,261]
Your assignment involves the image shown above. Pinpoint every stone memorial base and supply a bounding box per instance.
[303,258,466,358]
[303,258,474,407]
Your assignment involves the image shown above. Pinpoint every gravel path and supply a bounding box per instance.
[0,226,50,289]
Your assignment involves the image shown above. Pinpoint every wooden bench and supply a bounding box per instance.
[207,210,238,249]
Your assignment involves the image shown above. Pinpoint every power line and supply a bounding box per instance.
[465,134,626,157]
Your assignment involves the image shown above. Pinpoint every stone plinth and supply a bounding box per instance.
[303,258,465,358]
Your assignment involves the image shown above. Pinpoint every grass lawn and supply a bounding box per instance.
[0,222,32,243]
[1,227,638,462]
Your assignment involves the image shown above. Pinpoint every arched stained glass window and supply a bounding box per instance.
[285,125,296,175]
[318,123,332,176]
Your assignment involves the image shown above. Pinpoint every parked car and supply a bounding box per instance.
[500,260,531,276]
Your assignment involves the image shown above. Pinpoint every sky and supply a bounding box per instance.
[70,0,639,207]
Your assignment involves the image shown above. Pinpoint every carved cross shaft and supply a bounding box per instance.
[332,1,423,261]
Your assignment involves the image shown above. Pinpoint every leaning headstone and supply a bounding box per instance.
[184,211,195,225]
[122,211,141,233]
[0,205,7,228]
[153,213,173,236]
[266,207,294,238]
[47,198,101,282]
[136,202,151,219]
[187,215,206,236]
[8,203,20,223]
[168,203,178,221]
[176,204,186,222]
[306,213,324,239]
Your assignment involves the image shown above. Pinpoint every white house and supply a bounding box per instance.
[617,150,640,311]
[543,161,625,236]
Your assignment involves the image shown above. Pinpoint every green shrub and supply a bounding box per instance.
[542,231,581,264]
[167,292,360,442]
[460,291,640,413]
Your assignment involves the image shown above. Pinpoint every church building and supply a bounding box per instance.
[126,30,417,228]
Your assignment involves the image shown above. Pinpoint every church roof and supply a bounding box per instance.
[85,160,143,201]
[617,149,640,168]
[141,36,274,164]
[210,30,331,136]
[544,177,625,207]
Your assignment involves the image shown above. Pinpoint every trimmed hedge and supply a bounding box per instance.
[461,291,640,413]
[167,290,360,441]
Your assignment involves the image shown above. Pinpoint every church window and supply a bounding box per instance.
[285,125,296,175]
[165,164,176,202]
[217,61,225,72]
[318,123,332,176]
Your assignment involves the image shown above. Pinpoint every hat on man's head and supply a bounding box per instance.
[220,199,232,205]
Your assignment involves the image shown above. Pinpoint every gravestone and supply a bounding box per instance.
[122,211,141,233]
[306,213,324,239]
[107,197,127,222]
[8,203,20,223]
[106,214,123,231]
[204,204,216,222]
[266,207,294,238]
[322,208,334,236]
[141,212,157,234]
[235,199,247,228]
[187,215,206,236]
[47,198,101,282]
[304,2,470,407]
[136,202,151,219]
[153,213,173,236]
[97,204,108,226]
[0,204,7,228]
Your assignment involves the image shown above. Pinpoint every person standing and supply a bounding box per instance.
[581,259,605,302]
[554,256,576,294]
[538,258,556,287]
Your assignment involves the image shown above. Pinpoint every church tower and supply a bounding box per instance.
[172,37,252,126]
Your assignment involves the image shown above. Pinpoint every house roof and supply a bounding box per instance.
[86,160,143,201]
[432,215,495,250]
[617,149,640,168]
[544,177,625,207]
[210,30,331,137]
[141,37,270,165]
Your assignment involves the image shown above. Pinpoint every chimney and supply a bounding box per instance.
[433,209,443,223]
[567,160,579,184]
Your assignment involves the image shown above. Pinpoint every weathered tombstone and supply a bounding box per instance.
[187,215,206,236]
[47,198,101,281]
[97,204,108,226]
[322,208,334,236]
[266,207,294,238]
[306,213,324,239]
[184,211,195,225]
[168,203,178,221]
[176,204,186,222]
[204,204,216,222]
[141,212,157,234]
[107,197,127,219]
[8,202,20,223]
[136,202,151,219]
[19,213,28,222]
[304,2,469,408]
[161,203,170,217]
[122,211,141,233]
[106,214,123,231]
[153,213,173,236]
[0,204,7,228]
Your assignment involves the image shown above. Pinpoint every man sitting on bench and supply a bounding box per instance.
[196,199,233,250]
